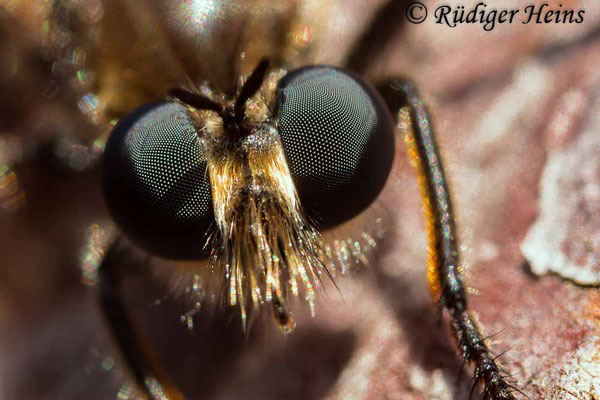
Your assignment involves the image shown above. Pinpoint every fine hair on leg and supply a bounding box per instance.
[378,78,520,400]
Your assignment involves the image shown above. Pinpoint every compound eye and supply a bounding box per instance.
[102,101,214,260]
[276,66,395,227]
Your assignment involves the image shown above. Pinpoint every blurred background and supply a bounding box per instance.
[1,0,599,399]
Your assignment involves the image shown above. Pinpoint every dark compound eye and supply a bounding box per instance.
[102,101,214,260]
[102,67,395,258]
[276,66,395,227]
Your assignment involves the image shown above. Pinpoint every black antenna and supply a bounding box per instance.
[234,59,270,124]
[170,88,222,113]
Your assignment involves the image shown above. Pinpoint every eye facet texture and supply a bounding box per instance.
[276,66,395,227]
[102,101,213,259]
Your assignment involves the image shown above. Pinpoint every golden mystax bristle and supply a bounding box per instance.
[173,70,383,331]
[197,86,326,328]
[206,129,325,328]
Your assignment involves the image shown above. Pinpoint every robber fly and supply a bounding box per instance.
[38,1,525,399]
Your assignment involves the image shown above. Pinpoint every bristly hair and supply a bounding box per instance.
[168,66,383,332]
[187,69,328,332]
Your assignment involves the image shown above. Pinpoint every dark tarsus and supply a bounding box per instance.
[378,79,520,400]
[98,0,523,395]
[98,77,523,400]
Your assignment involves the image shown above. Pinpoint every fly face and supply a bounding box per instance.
[102,62,396,329]
[8,1,596,399]
[86,0,523,394]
